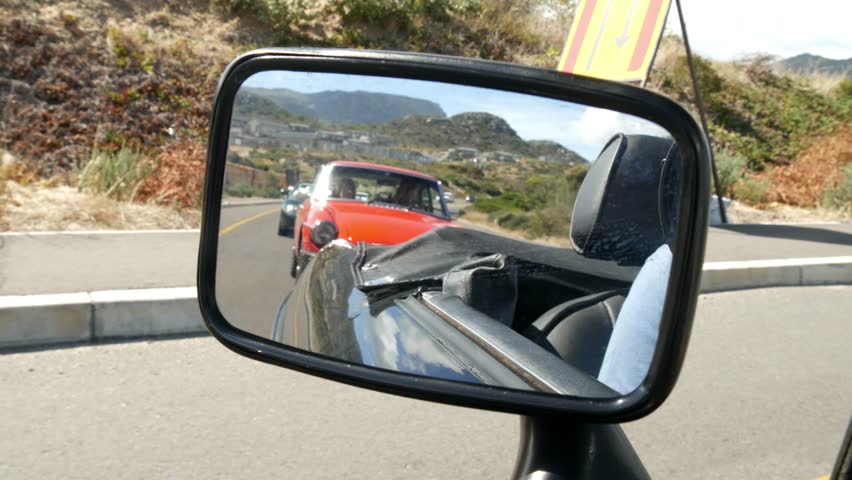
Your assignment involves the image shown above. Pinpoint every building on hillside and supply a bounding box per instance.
[483,151,519,163]
[444,147,479,161]
[425,117,451,126]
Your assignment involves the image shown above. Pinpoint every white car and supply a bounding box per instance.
[442,191,455,203]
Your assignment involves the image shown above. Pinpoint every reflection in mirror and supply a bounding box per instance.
[216,71,680,399]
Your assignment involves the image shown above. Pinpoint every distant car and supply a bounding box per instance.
[464,193,476,202]
[443,191,455,203]
[277,196,306,236]
[291,161,454,277]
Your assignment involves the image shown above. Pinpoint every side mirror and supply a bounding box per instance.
[198,49,709,421]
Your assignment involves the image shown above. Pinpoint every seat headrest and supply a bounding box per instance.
[570,134,679,266]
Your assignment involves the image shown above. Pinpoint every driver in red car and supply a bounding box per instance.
[336,178,356,199]
[391,179,419,208]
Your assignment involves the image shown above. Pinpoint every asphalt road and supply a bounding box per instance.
[1,213,850,296]
[216,203,296,338]
[1,286,849,479]
[209,203,852,349]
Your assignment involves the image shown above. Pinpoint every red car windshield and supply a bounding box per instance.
[317,165,448,218]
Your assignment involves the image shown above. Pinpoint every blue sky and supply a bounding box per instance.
[243,71,668,160]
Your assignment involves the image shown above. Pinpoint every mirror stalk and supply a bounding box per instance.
[511,416,649,480]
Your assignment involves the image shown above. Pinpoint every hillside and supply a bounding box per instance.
[242,87,447,124]
[647,37,851,210]
[0,0,849,232]
[776,54,852,78]
[527,140,586,165]
[233,89,320,126]
[232,92,586,164]
[373,112,585,162]
[375,112,527,151]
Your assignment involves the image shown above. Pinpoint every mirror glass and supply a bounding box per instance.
[216,70,681,398]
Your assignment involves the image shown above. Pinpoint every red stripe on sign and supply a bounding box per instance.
[561,0,598,73]
[628,0,664,72]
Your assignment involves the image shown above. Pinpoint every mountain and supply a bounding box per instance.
[376,112,586,162]
[239,87,446,124]
[233,89,318,125]
[232,90,585,163]
[776,54,852,78]
[374,112,531,153]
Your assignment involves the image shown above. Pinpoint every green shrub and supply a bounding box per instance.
[332,0,468,28]
[835,79,852,99]
[77,146,153,201]
[821,164,852,211]
[659,54,850,170]
[529,207,571,239]
[472,191,531,214]
[496,211,530,230]
[734,175,771,205]
[226,183,255,197]
[714,149,747,198]
[226,182,280,198]
[215,0,308,38]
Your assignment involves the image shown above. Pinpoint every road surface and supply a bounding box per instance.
[1,286,850,479]
[1,203,850,297]
[216,204,295,338]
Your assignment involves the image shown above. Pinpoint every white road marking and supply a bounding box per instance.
[703,256,852,270]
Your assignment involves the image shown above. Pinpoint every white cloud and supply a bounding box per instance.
[667,0,852,61]
[553,107,670,159]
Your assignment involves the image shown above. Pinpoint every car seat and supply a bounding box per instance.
[523,133,681,378]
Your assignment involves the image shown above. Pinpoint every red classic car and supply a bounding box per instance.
[290,161,453,277]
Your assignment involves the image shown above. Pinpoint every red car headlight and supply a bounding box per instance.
[310,220,338,248]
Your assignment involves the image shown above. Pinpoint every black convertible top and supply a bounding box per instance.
[356,226,638,289]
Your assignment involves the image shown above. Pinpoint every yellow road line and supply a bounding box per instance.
[219,208,279,237]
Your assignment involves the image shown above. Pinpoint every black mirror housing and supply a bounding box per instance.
[197,48,710,422]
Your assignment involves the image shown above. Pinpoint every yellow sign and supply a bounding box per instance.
[558,0,672,83]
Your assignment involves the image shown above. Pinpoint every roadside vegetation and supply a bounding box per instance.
[648,38,851,210]
[0,0,848,231]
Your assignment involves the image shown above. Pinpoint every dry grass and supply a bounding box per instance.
[4,0,273,58]
[0,174,5,230]
[1,181,200,231]
[648,35,683,74]
[0,138,205,231]
[1,150,41,230]
[767,125,852,207]
[468,0,574,67]
[774,67,850,96]
[136,138,206,209]
[726,200,849,224]
[457,210,572,248]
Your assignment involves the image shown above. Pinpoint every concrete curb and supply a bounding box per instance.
[701,256,852,292]
[2,257,851,350]
[0,287,202,350]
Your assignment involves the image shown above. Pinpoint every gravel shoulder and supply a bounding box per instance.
[1,182,200,231]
